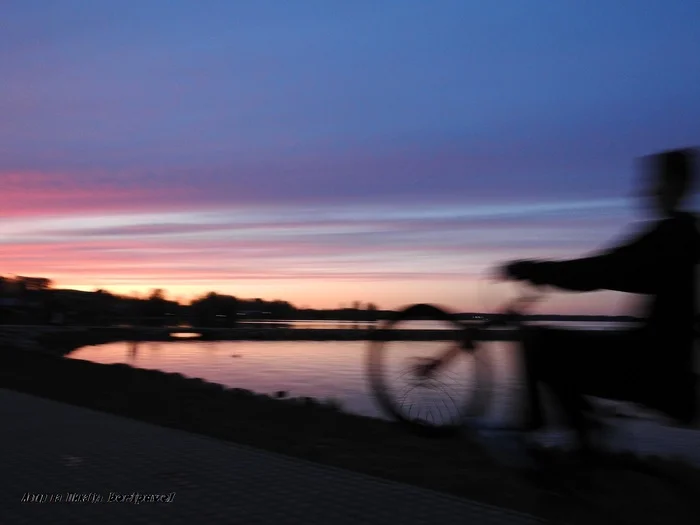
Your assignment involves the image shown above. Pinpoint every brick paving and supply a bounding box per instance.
[0,389,545,525]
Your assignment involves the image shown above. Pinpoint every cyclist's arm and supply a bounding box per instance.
[529,223,665,294]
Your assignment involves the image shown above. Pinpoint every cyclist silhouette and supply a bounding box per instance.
[500,148,699,453]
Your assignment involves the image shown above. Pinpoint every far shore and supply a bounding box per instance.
[0,324,628,358]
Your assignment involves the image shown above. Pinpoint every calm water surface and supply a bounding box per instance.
[68,320,636,421]
[68,339,533,420]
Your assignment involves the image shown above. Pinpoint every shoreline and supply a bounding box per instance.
[2,324,622,359]
[2,342,700,523]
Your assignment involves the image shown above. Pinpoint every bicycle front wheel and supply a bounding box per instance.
[366,303,493,437]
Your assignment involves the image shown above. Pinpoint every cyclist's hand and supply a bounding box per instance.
[500,260,537,281]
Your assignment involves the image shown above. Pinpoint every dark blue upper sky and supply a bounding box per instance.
[1,1,699,310]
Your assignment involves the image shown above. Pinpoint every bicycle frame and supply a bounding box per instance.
[417,287,543,379]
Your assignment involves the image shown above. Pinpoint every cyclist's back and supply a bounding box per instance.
[501,148,699,446]
[640,209,699,422]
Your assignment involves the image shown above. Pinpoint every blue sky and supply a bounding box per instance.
[1,1,699,312]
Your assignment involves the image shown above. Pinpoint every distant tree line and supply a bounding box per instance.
[0,274,637,327]
[0,275,386,327]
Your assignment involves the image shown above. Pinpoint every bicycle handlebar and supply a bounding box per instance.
[478,281,546,329]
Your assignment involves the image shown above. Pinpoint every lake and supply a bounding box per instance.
[66,329,612,423]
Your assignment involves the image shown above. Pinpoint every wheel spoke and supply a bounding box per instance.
[367,304,492,435]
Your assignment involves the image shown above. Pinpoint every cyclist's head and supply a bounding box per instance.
[644,148,697,215]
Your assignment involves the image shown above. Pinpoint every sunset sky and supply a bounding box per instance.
[2,1,700,314]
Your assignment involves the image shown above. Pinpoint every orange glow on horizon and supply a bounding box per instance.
[54,278,634,316]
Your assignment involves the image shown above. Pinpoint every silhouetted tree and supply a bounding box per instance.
[189,292,239,327]
[15,276,52,291]
[367,302,378,323]
[268,299,294,319]
[148,288,166,301]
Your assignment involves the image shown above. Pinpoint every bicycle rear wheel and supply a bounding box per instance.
[367,303,493,437]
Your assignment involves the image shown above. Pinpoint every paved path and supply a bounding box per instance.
[500,396,700,466]
[0,389,545,525]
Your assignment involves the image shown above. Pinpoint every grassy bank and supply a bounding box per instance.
[2,346,699,524]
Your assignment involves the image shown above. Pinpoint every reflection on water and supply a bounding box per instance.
[246,319,638,331]
[68,340,529,420]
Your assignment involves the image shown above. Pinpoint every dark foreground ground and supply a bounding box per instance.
[2,389,550,525]
[1,347,699,525]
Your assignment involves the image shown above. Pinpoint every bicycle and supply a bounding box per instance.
[366,280,700,524]
[366,281,542,441]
